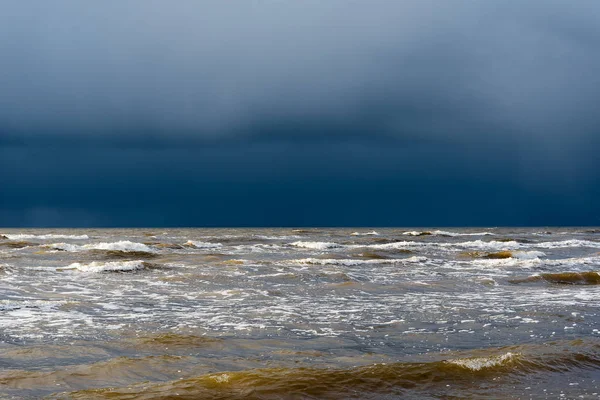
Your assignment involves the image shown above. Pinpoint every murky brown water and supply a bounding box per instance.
[2,228,600,398]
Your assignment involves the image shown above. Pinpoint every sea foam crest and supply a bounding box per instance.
[512,251,546,260]
[350,231,379,236]
[534,240,600,249]
[446,352,519,371]
[290,241,342,250]
[291,258,400,266]
[452,240,521,251]
[4,234,89,240]
[185,240,223,249]
[402,230,494,237]
[67,260,147,273]
[368,241,428,250]
[49,241,152,252]
[433,230,495,237]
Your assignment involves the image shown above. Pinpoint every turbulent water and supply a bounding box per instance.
[2,228,600,399]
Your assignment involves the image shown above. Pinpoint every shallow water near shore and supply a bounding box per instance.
[2,227,600,398]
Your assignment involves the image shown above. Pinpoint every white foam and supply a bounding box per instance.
[402,230,494,237]
[3,234,89,240]
[533,239,600,249]
[351,231,379,236]
[402,231,426,236]
[452,240,521,251]
[446,352,519,371]
[512,251,546,260]
[66,260,147,273]
[289,258,400,266]
[0,299,66,312]
[405,256,428,263]
[433,230,495,237]
[290,241,342,250]
[48,241,152,252]
[185,240,223,249]
[367,241,428,250]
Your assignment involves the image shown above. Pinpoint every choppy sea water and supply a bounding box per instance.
[2,228,600,399]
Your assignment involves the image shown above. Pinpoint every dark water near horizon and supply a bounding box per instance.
[2,227,600,399]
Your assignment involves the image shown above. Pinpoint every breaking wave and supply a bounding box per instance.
[289,241,342,250]
[289,258,402,266]
[47,241,152,253]
[61,260,159,273]
[533,239,600,249]
[444,352,520,371]
[58,340,600,400]
[403,230,494,237]
[185,240,223,249]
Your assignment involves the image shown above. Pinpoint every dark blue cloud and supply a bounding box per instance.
[1,0,599,226]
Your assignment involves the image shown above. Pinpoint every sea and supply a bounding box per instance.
[1,228,600,399]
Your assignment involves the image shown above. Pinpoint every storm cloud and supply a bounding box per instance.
[1,0,599,226]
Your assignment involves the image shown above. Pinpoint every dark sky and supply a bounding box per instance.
[1,0,599,227]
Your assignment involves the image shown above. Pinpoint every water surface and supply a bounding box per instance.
[1,228,600,398]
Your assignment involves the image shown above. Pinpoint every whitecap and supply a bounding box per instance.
[445,352,519,371]
[185,240,223,249]
[288,258,400,266]
[367,241,426,250]
[512,250,546,260]
[533,239,600,249]
[432,230,495,237]
[405,256,428,263]
[402,230,494,237]
[47,241,152,252]
[451,240,521,251]
[65,260,148,273]
[289,241,342,250]
[350,231,379,236]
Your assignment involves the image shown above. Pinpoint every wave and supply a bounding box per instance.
[402,230,494,237]
[350,231,379,236]
[288,255,428,266]
[510,271,600,285]
[146,242,185,250]
[0,299,65,312]
[133,333,223,349]
[289,258,401,266]
[444,351,519,371]
[462,250,545,260]
[0,240,38,249]
[289,241,342,250]
[87,250,159,260]
[286,238,597,253]
[403,231,433,236]
[3,234,89,240]
[365,240,519,252]
[367,241,429,250]
[47,241,152,253]
[451,240,521,251]
[533,239,600,249]
[185,240,223,249]
[433,230,495,237]
[60,260,159,273]
[59,339,600,400]
[352,251,395,259]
